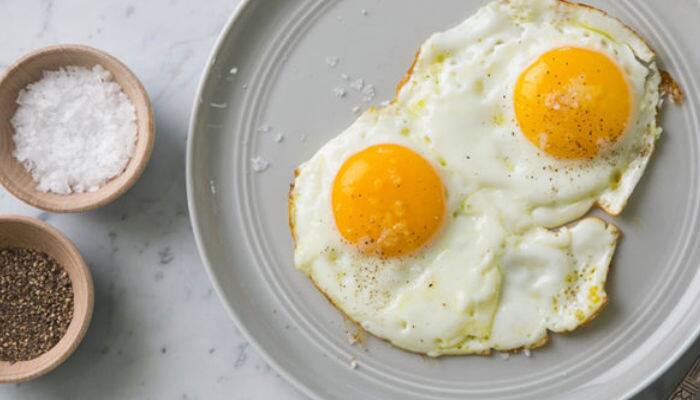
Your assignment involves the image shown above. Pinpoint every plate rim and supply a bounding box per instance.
[185,2,323,400]
[185,1,700,399]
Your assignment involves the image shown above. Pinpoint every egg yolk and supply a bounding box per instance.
[332,144,445,258]
[514,47,632,159]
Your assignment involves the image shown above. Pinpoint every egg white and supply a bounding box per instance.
[438,218,618,355]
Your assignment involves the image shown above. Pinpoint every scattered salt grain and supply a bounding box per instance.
[499,352,511,360]
[523,349,531,357]
[340,73,350,81]
[209,180,217,194]
[274,133,285,143]
[11,65,137,195]
[251,156,270,172]
[334,87,347,98]
[242,83,248,89]
[257,125,272,133]
[210,102,227,109]
[352,105,361,114]
[325,56,340,68]
[361,84,375,102]
[349,359,358,369]
[349,78,364,91]
[229,67,238,75]
[361,9,368,15]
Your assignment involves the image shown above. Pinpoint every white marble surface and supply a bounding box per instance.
[0,1,697,399]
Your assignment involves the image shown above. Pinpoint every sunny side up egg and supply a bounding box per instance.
[400,0,661,222]
[289,0,663,356]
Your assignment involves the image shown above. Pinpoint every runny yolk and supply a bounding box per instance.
[514,47,632,159]
[332,144,445,258]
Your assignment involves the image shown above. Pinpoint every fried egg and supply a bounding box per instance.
[291,107,506,346]
[398,0,661,224]
[289,0,664,356]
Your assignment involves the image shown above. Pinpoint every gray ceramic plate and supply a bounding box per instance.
[186,1,700,399]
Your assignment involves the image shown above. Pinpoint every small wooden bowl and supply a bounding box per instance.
[0,44,155,212]
[0,215,94,384]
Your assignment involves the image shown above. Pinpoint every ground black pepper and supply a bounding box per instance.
[0,248,74,363]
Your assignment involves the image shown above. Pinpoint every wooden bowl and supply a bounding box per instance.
[0,215,94,383]
[0,44,155,212]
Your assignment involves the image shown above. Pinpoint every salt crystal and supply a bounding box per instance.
[523,349,531,357]
[229,67,238,75]
[349,79,364,91]
[257,125,272,133]
[325,56,340,68]
[251,156,270,172]
[349,359,358,369]
[242,83,248,89]
[352,105,361,114]
[274,133,284,143]
[340,73,350,81]
[361,9,368,15]
[361,84,375,102]
[209,180,217,194]
[11,65,137,194]
[334,87,347,98]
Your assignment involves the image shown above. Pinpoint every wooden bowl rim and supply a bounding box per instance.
[0,214,94,384]
[0,44,155,213]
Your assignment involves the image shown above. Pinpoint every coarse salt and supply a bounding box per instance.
[349,78,364,91]
[251,156,270,172]
[257,124,272,133]
[361,84,375,102]
[325,56,340,68]
[334,87,347,98]
[11,65,137,194]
